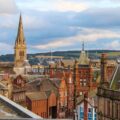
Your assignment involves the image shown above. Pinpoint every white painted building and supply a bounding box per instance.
[76,98,97,120]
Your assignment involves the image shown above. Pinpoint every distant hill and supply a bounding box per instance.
[0,50,120,65]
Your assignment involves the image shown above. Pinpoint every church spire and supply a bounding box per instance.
[14,14,27,68]
[15,14,26,47]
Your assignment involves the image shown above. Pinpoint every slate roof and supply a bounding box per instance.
[50,78,61,88]
[25,78,43,92]
[76,89,97,106]
[110,64,120,90]
[26,91,48,100]
[39,79,58,91]
[26,90,57,101]
[26,78,59,97]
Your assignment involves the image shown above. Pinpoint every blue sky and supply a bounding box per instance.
[0,0,120,54]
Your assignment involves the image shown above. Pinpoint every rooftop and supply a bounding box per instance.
[0,95,42,119]
[0,102,21,118]
[26,91,48,100]
[110,64,120,90]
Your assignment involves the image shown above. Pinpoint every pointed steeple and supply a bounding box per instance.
[78,41,89,65]
[14,14,27,68]
[15,14,26,47]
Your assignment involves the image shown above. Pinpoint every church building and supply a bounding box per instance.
[14,15,31,75]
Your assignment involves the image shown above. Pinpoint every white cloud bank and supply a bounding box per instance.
[0,0,18,14]
[33,28,120,50]
[17,0,88,12]
[0,42,12,51]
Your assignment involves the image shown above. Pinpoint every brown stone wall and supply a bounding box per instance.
[97,88,120,120]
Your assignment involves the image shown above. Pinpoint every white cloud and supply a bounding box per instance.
[34,40,73,49]
[0,42,12,51]
[53,1,88,12]
[105,40,120,49]
[33,28,120,50]
[17,0,88,12]
[0,0,18,14]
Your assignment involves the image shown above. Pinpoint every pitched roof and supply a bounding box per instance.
[76,89,97,105]
[110,64,120,90]
[25,79,42,92]
[26,91,48,100]
[26,78,59,96]
[50,78,61,88]
[39,79,58,92]
[61,60,75,67]
[78,50,89,65]
[26,90,57,101]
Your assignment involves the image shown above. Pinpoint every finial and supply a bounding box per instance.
[20,12,22,22]
[82,41,84,51]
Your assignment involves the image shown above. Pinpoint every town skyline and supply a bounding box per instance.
[0,1,120,119]
[0,0,120,54]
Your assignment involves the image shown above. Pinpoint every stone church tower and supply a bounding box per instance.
[14,15,31,75]
[14,14,27,67]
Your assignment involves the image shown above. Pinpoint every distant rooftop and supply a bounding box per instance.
[36,55,64,59]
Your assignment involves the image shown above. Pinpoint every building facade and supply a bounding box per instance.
[74,42,97,97]
[97,53,120,120]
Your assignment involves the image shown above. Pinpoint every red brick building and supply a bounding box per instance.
[26,75,72,119]
[12,75,26,106]
[43,42,98,118]
[26,91,57,118]
[74,42,97,97]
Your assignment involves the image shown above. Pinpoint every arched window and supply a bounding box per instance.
[19,51,24,57]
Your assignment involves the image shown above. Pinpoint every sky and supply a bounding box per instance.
[0,0,120,54]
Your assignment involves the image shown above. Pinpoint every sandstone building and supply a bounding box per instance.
[97,53,120,120]
[14,15,31,75]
